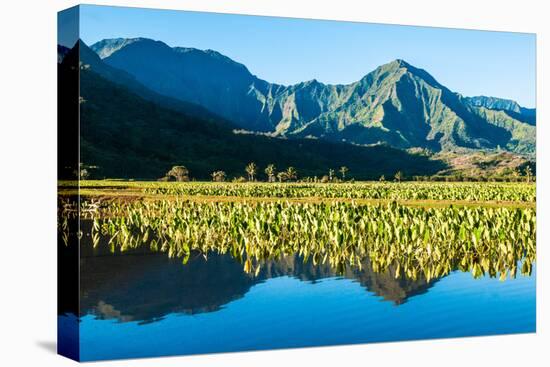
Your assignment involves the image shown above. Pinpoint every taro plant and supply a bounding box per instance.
[139,182,535,202]
[79,198,536,282]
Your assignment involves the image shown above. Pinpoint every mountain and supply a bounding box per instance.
[78,41,233,126]
[92,37,272,132]
[62,42,445,180]
[91,37,536,154]
[88,37,145,59]
[465,96,523,113]
[465,95,536,118]
[465,95,536,126]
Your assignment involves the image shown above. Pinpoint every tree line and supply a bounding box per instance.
[159,163,352,183]
[158,164,536,183]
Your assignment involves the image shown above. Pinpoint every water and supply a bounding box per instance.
[64,249,535,361]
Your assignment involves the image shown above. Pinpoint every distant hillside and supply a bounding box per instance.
[434,151,535,179]
[465,96,523,114]
[66,43,446,180]
[465,96,536,126]
[79,41,233,127]
[91,37,535,154]
[465,95,536,118]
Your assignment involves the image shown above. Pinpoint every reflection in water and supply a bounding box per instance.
[80,249,438,324]
[76,246,535,361]
[57,206,536,361]
[69,210,534,325]
[68,229,535,362]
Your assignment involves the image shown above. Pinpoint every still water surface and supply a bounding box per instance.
[69,249,536,361]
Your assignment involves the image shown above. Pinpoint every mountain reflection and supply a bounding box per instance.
[80,245,439,324]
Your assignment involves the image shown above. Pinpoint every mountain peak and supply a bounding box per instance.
[91,37,152,58]
[374,58,445,90]
[390,58,411,68]
[298,78,322,87]
[376,59,414,72]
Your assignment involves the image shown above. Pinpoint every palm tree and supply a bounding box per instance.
[328,169,335,182]
[339,166,349,181]
[394,171,403,183]
[245,162,258,182]
[265,164,276,183]
[286,167,297,181]
[79,168,89,180]
[277,172,287,183]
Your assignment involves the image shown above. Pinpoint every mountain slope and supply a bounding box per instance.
[465,95,536,118]
[465,96,523,113]
[92,38,273,132]
[92,37,535,154]
[465,96,536,126]
[71,50,446,180]
[288,60,516,152]
[78,41,233,127]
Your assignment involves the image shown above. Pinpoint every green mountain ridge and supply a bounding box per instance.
[465,95,535,116]
[79,41,233,126]
[465,95,536,126]
[91,38,536,155]
[59,43,445,180]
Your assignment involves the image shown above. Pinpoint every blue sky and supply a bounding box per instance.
[75,4,536,107]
